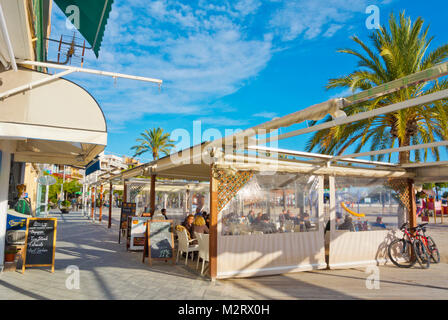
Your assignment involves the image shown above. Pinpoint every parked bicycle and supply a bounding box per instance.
[388,222,439,269]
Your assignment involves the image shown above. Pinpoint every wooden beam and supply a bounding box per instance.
[90,186,95,219]
[99,184,103,222]
[209,166,218,280]
[123,180,127,203]
[150,175,156,213]
[408,179,417,230]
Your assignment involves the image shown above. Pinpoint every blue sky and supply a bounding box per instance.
[49,0,448,163]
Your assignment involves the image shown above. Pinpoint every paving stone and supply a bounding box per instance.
[1,209,448,300]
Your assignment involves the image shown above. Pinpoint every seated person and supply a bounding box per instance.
[247,210,256,224]
[151,209,167,220]
[182,214,195,237]
[279,209,288,225]
[298,212,312,231]
[193,207,204,218]
[202,212,210,228]
[160,208,168,219]
[253,214,277,234]
[192,215,209,237]
[338,215,355,231]
[370,216,386,229]
[255,212,263,224]
[287,210,298,224]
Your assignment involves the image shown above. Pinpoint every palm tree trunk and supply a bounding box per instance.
[398,134,411,164]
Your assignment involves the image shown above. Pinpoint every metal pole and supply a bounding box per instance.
[18,60,163,84]
[108,182,112,228]
[44,184,49,217]
[91,186,95,220]
[0,3,18,71]
[60,165,66,201]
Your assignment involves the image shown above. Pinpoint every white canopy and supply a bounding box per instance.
[0,68,107,166]
[0,0,34,67]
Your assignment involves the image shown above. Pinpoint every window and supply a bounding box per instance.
[220,173,321,236]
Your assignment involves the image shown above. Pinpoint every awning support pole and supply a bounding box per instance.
[108,182,112,228]
[209,166,218,281]
[258,88,448,144]
[0,4,17,71]
[91,186,95,220]
[0,69,75,100]
[99,184,103,222]
[150,174,156,213]
[17,60,163,84]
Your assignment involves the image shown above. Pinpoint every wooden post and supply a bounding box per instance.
[209,167,218,280]
[123,180,127,203]
[150,174,156,213]
[434,198,437,224]
[109,182,113,228]
[408,179,417,230]
[99,184,103,222]
[91,186,95,219]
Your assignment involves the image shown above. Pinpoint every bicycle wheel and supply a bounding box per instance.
[388,238,416,268]
[413,239,430,269]
[427,236,440,264]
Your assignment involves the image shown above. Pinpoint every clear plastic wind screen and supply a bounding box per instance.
[220,173,320,236]
[334,176,407,232]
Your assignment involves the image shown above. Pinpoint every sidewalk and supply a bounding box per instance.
[0,209,447,300]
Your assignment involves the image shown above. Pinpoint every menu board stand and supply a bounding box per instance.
[142,220,175,266]
[22,218,57,274]
[118,202,136,244]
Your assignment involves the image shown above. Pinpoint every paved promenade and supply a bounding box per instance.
[0,209,447,300]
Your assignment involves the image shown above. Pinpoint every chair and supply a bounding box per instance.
[196,233,209,275]
[176,228,199,265]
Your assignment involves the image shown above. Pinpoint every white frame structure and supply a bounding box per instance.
[98,62,448,279]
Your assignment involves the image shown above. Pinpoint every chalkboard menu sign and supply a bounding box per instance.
[22,218,57,273]
[119,202,136,244]
[142,220,175,265]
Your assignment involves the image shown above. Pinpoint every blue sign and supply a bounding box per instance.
[85,159,101,176]
[6,213,27,231]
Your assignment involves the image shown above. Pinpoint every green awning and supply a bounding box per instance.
[53,0,114,58]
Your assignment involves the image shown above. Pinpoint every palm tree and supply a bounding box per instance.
[307,12,448,164]
[131,128,175,160]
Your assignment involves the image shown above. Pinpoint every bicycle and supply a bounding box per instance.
[388,222,431,269]
[413,223,440,264]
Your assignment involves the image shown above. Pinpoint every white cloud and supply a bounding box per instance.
[253,111,277,119]
[269,0,378,40]
[49,0,393,132]
[197,116,249,127]
[323,24,344,38]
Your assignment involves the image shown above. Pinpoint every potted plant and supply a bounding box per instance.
[4,247,17,263]
[59,200,71,214]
